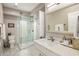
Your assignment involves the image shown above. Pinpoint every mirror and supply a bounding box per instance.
[0,23,3,39]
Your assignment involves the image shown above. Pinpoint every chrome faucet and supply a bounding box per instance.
[50,36,55,42]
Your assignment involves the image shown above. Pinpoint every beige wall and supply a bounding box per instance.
[46,4,79,32]
[4,15,17,37]
[0,4,3,23]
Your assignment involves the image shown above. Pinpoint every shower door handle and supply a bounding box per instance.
[32,30,34,32]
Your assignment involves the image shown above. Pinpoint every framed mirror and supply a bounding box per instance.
[0,23,3,39]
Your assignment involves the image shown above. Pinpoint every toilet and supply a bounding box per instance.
[8,35,15,48]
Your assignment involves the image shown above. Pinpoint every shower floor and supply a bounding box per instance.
[19,42,34,49]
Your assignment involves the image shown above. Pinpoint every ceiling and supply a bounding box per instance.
[46,3,75,14]
[3,3,39,12]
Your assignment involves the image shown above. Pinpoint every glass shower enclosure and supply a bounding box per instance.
[16,16,34,49]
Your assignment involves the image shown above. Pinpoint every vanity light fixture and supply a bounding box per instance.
[47,3,55,8]
[15,3,18,6]
[47,3,60,8]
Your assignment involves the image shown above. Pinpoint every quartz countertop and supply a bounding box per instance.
[34,38,79,56]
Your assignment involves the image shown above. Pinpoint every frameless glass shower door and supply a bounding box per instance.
[16,16,34,49]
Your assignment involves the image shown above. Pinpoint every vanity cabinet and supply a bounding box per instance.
[30,44,46,56]
[0,4,3,23]
[34,43,58,56]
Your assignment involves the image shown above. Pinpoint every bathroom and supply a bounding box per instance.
[0,3,45,55]
[1,3,79,56]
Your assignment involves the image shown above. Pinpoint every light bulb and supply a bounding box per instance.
[15,3,18,6]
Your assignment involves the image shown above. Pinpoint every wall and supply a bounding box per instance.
[0,4,3,23]
[46,4,79,32]
[4,15,17,37]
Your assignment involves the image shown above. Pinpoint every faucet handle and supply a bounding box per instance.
[50,36,55,42]
[63,35,66,40]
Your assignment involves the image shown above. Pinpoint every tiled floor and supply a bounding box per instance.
[15,45,36,56]
[0,45,20,56]
[0,42,41,56]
